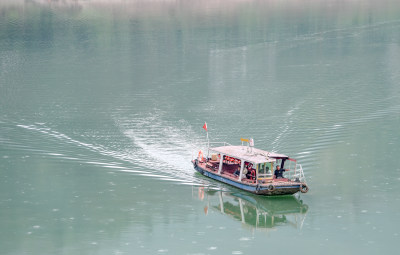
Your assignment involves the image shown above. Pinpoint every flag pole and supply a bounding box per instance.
[207,130,209,160]
[203,122,209,160]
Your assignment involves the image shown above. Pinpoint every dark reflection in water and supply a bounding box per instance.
[196,187,308,231]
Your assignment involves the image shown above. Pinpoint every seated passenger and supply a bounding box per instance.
[246,168,256,180]
[234,166,240,177]
[250,169,256,180]
[274,165,285,179]
[246,171,251,179]
[245,163,253,179]
[241,168,248,179]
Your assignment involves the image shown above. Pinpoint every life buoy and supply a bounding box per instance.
[300,184,309,193]
[198,150,205,162]
[268,185,275,191]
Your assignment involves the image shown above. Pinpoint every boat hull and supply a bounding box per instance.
[193,161,302,196]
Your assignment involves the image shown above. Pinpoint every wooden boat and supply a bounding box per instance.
[192,138,309,196]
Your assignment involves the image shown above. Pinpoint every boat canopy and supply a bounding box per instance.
[210,145,288,164]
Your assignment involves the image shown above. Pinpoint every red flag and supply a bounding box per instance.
[203,122,208,132]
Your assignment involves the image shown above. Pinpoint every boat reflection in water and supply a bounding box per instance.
[196,187,308,230]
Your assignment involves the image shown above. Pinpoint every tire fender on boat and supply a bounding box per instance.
[268,185,275,192]
[255,184,261,193]
[300,183,309,193]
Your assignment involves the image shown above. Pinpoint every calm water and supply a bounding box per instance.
[1,0,400,254]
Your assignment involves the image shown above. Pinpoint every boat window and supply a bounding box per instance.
[258,163,272,178]
[266,163,271,174]
[258,163,262,174]
[258,163,266,175]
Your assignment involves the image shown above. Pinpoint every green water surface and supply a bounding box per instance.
[1,0,400,254]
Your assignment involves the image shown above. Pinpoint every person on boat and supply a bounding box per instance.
[274,165,285,179]
[234,166,240,177]
[244,163,256,180]
[250,169,256,180]
[245,163,252,179]
[242,168,248,180]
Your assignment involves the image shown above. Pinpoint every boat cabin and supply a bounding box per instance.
[202,145,297,184]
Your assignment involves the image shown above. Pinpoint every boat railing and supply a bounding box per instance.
[195,141,232,147]
[257,173,274,183]
[192,141,232,160]
[289,164,306,183]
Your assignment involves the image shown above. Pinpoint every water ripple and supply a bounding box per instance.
[13,120,212,187]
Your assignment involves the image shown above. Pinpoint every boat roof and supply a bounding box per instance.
[210,145,288,164]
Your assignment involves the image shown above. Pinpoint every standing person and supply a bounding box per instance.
[274,165,285,179]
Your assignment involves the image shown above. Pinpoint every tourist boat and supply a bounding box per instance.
[192,138,309,196]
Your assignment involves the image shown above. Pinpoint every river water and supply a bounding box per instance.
[1,0,400,254]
